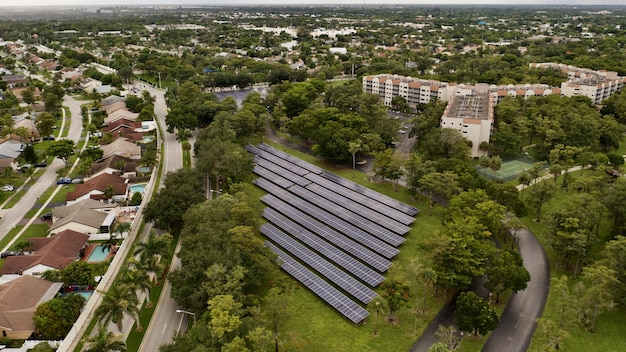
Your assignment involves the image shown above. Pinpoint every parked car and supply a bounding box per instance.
[0,251,17,258]
[56,177,72,184]
[71,178,84,184]
[43,135,55,141]
[34,161,48,168]
[1,184,14,192]
[40,212,53,220]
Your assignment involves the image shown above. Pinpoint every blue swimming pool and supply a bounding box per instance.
[87,245,110,263]
[63,291,94,300]
[130,183,146,195]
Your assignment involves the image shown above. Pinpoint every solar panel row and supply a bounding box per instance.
[254,157,312,187]
[305,183,411,235]
[265,242,370,324]
[288,184,406,246]
[257,143,325,174]
[305,173,416,226]
[253,148,310,176]
[261,194,392,272]
[262,223,378,304]
[268,187,400,259]
[264,207,385,286]
[319,171,420,216]
[253,165,295,189]
[256,143,418,216]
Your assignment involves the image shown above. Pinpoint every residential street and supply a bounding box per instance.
[0,95,84,247]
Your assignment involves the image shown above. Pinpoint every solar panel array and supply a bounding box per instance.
[248,143,419,324]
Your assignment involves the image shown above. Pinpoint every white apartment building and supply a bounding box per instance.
[530,62,626,104]
[440,85,494,158]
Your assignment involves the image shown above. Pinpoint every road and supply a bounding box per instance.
[134,84,188,352]
[0,95,84,245]
[481,228,549,352]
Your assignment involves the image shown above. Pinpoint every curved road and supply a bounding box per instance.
[410,228,549,352]
[481,229,549,352]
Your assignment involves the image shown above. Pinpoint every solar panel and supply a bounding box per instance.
[266,242,370,324]
[304,173,416,225]
[253,165,294,189]
[245,144,261,155]
[287,184,406,246]
[262,223,378,304]
[264,207,385,286]
[254,148,311,176]
[257,143,418,216]
[258,143,324,174]
[319,171,420,216]
[254,157,311,187]
[267,187,400,258]
[261,194,392,272]
[255,177,290,196]
[306,183,411,235]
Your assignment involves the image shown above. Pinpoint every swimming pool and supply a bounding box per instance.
[142,135,155,143]
[87,245,110,263]
[63,291,94,300]
[129,183,146,195]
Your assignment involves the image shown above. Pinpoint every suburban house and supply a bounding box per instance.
[51,199,118,235]
[104,101,127,115]
[66,173,128,204]
[89,154,137,179]
[104,109,139,125]
[80,78,102,91]
[1,74,29,87]
[0,230,89,277]
[102,118,142,134]
[101,138,141,160]
[0,275,63,340]
[13,118,40,142]
[11,87,42,102]
[0,139,23,169]
[101,95,125,107]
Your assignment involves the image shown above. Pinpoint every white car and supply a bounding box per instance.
[1,185,14,192]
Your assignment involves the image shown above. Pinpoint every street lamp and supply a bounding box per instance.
[176,309,196,325]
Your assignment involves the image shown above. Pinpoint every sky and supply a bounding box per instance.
[0,0,624,6]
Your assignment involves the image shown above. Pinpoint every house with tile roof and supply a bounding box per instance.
[51,199,118,235]
[104,101,127,115]
[89,154,137,180]
[101,95,125,107]
[104,109,139,125]
[0,275,63,339]
[66,173,128,204]
[101,138,141,160]
[0,230,89,277]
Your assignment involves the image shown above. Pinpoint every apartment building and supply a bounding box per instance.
[440,84,494,158]
[362,74,457,107]
[530,62,626,104]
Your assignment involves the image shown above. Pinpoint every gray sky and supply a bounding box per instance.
[1,0,624,6]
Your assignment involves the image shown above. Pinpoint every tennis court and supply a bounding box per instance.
[476,160,533,182]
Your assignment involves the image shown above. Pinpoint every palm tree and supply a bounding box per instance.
[133,254,165,286]
[120,267,153,308]
[419,268,437,311]
[94,284,141,333]
[134,231,172,263]
[82,327,127,352]
[113,221,131,239]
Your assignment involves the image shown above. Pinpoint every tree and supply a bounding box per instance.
[380,280,410,322]
[576,265,618,332]
[419,268,437,312]
[120,268,153,307]
[47,139,75,166]
[489,156,502,179]
[94,284,140,332]
[29,342,56,352]
[433,325,461,351]
[348,139,362,178]
[144,169,205,233]
[134,231,172,263]
[484,250,530,302]
[367,296,387,337]
[527,180,556,222]
[601,236,626,306]
[33,294,85,339]
[82,327,127,352]
[36,112,56,138]
[455,291,499,336]
[40,260,96,286]
[419,171,461,216]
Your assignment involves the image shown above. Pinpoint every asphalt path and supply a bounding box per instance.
[409,228,549,352]
[481,229,550,352]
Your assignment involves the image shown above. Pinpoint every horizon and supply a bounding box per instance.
[1,0,626,8]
